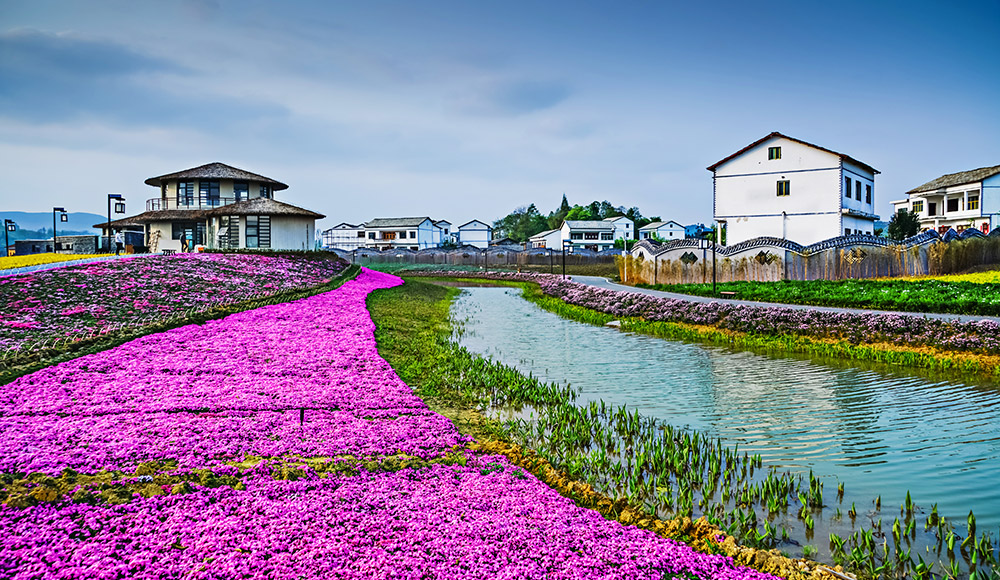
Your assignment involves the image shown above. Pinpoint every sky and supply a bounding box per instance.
[1,0,999,232]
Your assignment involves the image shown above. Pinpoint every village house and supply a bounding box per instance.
[457,220,492,249]
[602,216,635,241]
[562,220,615,252]
[321,223,365,251]
[890,164,1000,234]
[639,220,686,241]
[360,217,439,250]
[98,162,324,252]
[434,220,454,246]
[709,132,880,246]
[528,228,562,249]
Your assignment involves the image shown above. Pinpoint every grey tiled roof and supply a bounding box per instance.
[564,220,613,230]
[907,164,1000,194]
[144,162,289,190]
[365,217,433,228]
[529,228,560,239]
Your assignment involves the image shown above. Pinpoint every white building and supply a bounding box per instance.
[528,228,562,249]
[890,164,1000,234]
[434,220,454,245]
[457,220,492,248]
[321,223,365,251]
[709,132,880,246]
[639,220,685,241]
[362,217,439,250]
[99,162,323,252]
[562,220,615,251]
[603,216,635,241]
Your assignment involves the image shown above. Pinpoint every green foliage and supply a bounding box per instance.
[642,278,1000,316]
[888,209,921,241]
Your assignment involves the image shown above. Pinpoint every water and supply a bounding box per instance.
[451,286,1000,533]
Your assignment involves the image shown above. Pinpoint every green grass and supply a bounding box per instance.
[641,278,1000,316]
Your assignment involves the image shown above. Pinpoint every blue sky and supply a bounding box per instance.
[1,0,998,230]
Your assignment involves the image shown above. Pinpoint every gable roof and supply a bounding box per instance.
[563,220,613,230]
[434,220,452,226]
[144,162,289,190]
[458,220,492,229]
[706,132,879,175]
[603,216,631,223]
[365,217,433,228]
[529,228,560,239]
[907,164,1000,194]
[640,220,684,231]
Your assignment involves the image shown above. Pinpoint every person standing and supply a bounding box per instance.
[114,230,124,256]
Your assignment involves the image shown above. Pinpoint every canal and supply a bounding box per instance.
[451,286,1000,536]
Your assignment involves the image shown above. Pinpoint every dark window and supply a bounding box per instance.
[200,181,220,206]
[776,180,790,196]
[218,216,239,249]
[177,182,195,206]
[969,196,980,210]
[172,221,205,245]
[260,184,271,199]
[845,228,851,236]
[584,232,599,240]
[570,232,583,240]
[928,202,937,216]
[409,231,416,238]
[368,232,376,239]
[845,177,851,198]
[245,215,270,249]
[855,181,862,201]
[398,231,407,238]
[601,233,613,240]
[234,181,249,202]
[357,231,365,238]
[865,184,872,204]
[947,198,959,213]
[768,147,781,160]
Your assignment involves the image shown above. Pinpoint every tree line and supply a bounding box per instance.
[492,195,662,242]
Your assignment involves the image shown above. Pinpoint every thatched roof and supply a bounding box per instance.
[207,198,324,218]
[907,164,1000,194]
[93,209,210,228]
[144,162,289,190]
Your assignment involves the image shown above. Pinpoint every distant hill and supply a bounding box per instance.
[0,211,106,233]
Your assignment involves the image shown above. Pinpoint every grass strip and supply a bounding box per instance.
[0,264,361,385]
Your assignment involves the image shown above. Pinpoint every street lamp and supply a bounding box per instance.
[713,219,726,294]
[52,208,67,253]
[4,219,16,257]
[107,194,125,252]
[562,239,572,279]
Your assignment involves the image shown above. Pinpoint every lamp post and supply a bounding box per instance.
[483,247,488,273]
[52,207,66,253]
[107,194,124,252]
[4,219,16,257]
[562,239,572,279]
[713,219,725,295]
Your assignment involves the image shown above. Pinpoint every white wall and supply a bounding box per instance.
[459,222,491,248]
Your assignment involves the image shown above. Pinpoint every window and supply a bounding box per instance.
[969,196,980,210]
[234,181,249,202]
[199,181,220,206]
[584,232,599,240]
[177,182,195,206]
[383,232,397,240]
[172,221,205,245]
[260,184,271,199]
[600,233,613,240]
[845,228,851,236]
[947,198,959,213]
[776,180,790,196]
[865,184,872,204]
[845,177,851,198]
[368,232,376,239]
[409,231,416,238]
[911,200,924,213]
[218,216,239,249]
[245,215,270,249]
[768,147,781,160]
[357,231,365,238]
[570,232,583,240]
[855,181,861,201]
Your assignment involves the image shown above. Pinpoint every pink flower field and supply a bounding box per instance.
[0,268,777,579]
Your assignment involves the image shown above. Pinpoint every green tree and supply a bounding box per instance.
[887,209,921,241]
[565,205,594,221]
[492,204,549,242]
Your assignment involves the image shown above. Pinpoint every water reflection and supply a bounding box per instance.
[451,286,1000,529]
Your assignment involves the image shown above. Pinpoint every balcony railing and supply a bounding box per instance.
[146,197,240,211]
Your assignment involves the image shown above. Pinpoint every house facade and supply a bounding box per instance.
[602,216,634,241]
[639,220,686,241]
[562,220,615,251]
[457,220,492,249]
[321,223,365,251]
[890,164,1000,234]
[528,228,562,249]
[434,220,454,246]
[99,162,323,252]
[361,217,439,250]
[709,132,880,246]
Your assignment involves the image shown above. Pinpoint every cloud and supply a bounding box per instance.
[456,78,572,116]
[0,28,287,129]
